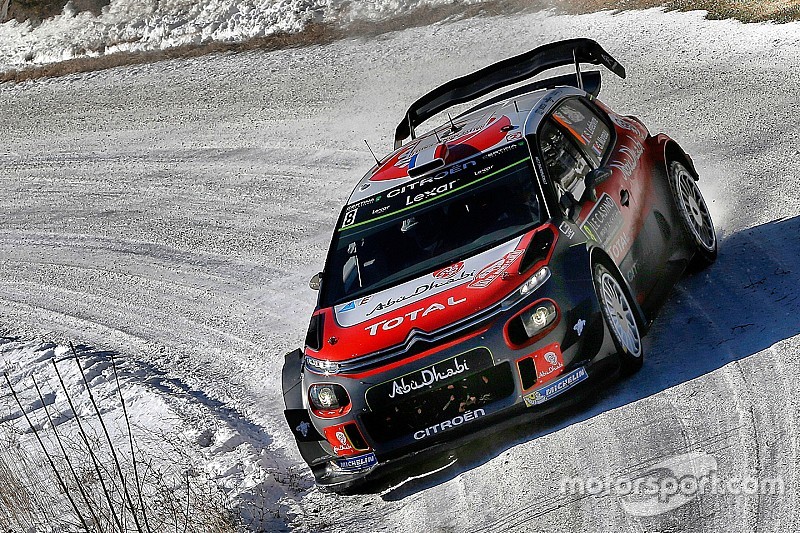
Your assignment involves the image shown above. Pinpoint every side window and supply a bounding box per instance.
[539,120,592,200]
[551,99,612,166]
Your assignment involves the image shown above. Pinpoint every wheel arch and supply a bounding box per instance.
[656,134,699,181]
[588,246,649,333]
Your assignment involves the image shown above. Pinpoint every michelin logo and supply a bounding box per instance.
[336,452,378,472]
[524,367,588,407]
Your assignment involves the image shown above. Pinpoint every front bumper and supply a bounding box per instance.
[296,271,621,490]
[311,353,620,492]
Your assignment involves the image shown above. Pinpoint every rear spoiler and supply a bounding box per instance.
[394,38,626,149]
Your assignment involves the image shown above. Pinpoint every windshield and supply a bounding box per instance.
[321,141,542,307]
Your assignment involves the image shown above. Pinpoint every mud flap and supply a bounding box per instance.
[282,350,330,467]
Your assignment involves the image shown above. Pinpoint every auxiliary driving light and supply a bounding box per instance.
[317,386,336,408]
[521,301,557,338]
[308,383,351,417]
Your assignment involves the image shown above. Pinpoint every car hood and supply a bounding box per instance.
[309,231,539,362]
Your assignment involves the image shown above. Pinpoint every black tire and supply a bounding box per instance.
[668,161,718,270]
[593,261,643,375]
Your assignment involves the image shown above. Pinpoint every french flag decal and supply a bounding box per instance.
[407,143,448,177]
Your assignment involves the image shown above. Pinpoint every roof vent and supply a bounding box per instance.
[407,143,448,177]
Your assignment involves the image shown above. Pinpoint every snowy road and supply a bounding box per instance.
[1,7,799,532]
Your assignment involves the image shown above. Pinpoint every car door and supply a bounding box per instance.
[537,97,654,298]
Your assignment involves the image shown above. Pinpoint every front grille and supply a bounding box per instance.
[333,302,502,375]
[361,362,515,443]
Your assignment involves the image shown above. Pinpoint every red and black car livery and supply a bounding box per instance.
[282,39,717,491]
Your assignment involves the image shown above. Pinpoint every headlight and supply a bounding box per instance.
[519,266,550,297]
[308,383,351,415]
[304,356,340,375]
[520,301,557,338]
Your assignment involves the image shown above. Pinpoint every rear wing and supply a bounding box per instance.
[394,38,626,149]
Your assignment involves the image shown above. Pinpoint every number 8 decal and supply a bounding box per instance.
[342,208,358,228]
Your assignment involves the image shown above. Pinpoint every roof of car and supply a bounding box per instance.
[345,88,554,206]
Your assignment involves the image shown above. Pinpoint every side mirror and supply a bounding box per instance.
[559,191,578,220]
[582,167,612,203]
[309,272,322,291]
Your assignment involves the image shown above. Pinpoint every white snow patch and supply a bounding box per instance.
[0,0,489,70]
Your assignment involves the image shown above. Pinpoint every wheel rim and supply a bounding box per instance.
[599,271,642,358]
[672,164,716,252]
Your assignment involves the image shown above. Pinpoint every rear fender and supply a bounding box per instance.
[653,134,698,180]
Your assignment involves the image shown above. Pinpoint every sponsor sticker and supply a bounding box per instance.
[626,261,639,282]
[610,231,631,261]
[532,343,564,383]
[364,271,473,319]
[434,261,464,279]
[336,452,378,472]
[580,192,623,245]
[322,425,365,457]
[609,137,645,179]
[295,421,311,438]
[559,104,585,124]
[609,113,643,136]
[468,250,523,289]
[339,142,528,232]
[365,347,493,407]
[558,220,575,240]
[363,296,466,336]
[523,367,588,407]
[413,408,486,440]
[389,356,470,398]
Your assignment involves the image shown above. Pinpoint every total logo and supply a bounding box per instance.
[364,296,466,336]
[610,231,631,261]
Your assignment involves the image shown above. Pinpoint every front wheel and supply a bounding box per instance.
[594,262,643,374]
[668,161,717,270]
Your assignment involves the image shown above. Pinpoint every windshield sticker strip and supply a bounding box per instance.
[338,147,529,233]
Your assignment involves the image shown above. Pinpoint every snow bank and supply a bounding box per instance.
[0,336,302,530]
[0,0,487,70]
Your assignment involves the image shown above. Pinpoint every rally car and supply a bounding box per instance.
[282,39,717,491]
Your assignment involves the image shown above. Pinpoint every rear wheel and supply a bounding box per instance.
[594,262,643,374]
[668,161,717,270]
